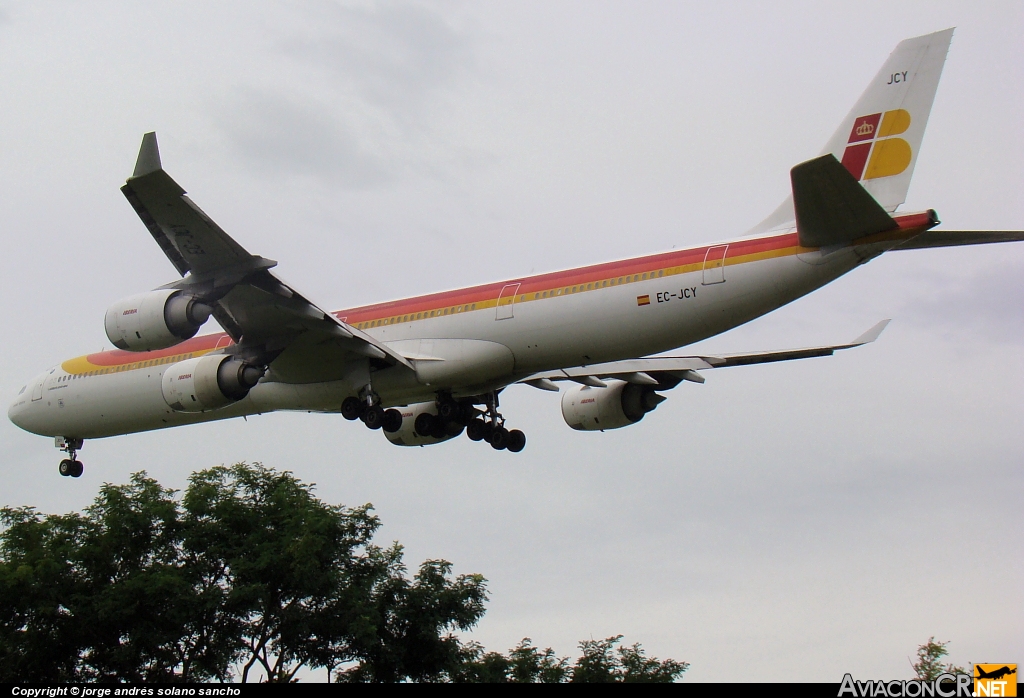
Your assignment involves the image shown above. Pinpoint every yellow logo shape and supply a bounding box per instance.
[974,664,1017,697]
[864,109,911,180]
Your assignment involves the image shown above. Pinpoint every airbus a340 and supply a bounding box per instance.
[9,29,1023,477]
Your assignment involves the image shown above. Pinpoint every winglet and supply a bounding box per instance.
[851,319,890,346]
[132,132,162,178]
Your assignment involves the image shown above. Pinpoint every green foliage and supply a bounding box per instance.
[0,463,487,682]
[571,635,689,683]
[912,637,967,680]
[449,636,687,683]
[1,463,688,683]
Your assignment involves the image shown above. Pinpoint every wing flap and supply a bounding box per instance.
[519,321,890,389]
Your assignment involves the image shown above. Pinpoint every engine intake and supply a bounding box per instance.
[161,354,264,413]
[561,380,666,431]
[105,289,213,351]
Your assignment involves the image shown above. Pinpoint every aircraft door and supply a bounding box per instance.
[495,283,521,320]
[31,378,43,401]
[702,245,728,285]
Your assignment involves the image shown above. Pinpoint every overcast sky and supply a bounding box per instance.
[1,1,1020,682]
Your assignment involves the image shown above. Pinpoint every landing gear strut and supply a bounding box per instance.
[342,394,402,433]
[464,392,526,453]
[56,436,84,478]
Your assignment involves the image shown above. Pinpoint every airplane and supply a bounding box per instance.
[974,666,1016,681]
[8,29,1023,478]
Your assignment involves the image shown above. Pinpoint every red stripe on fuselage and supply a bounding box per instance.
[79,213,934,369]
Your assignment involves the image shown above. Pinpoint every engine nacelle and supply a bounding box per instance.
[161,354,264,413]
[105,289,213,351]
[383,402,458,447]
[561,380,666,431]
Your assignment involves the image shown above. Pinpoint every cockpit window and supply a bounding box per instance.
[18,386,26,395]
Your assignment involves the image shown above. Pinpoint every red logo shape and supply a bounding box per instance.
[848,114,881,143]
[841,142,873,180]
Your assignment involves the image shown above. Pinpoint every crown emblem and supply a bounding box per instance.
[856,122,875,136]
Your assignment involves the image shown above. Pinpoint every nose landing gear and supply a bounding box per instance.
[56,436,84,478]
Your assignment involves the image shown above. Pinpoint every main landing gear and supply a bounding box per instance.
[425,392,527,453]
[56,436,84,478]
[341,394,403,433]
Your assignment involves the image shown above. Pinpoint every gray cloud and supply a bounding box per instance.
[214,2,477,187]
[283,1,474,120]
[219,88,394,187]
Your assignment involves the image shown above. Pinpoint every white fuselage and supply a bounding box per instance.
[8,220,923,441]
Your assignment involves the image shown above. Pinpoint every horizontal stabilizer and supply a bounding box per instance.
[894,230,1024,250]
[792,154,898,248]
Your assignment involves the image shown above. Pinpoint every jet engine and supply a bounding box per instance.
[383,402,461,447]
[161,354,264,413]
[105,289,213,351]
[560,380,666,431]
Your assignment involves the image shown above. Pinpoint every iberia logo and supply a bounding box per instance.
[840,109,912,180]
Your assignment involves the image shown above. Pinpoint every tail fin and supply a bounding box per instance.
[751,29,954,235]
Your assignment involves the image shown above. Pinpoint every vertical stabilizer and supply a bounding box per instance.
[749,29,954,235]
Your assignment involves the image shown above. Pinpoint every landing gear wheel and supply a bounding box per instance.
[56,437,85,478]
[430,416,448,439]
[438,400,464,423]
[506,429,526,453]
[466,418,487,442]
[362,405,385,430]
[382,408,403,433]
[341,397,364,421]
[489,426,509,451]
[414,413,436,438]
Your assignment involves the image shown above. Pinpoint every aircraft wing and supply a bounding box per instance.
[121,133,413,376]
[519,320,890,391]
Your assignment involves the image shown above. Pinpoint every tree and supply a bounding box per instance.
[911,637,967,680]
[0,463,487,682]
[448,636,687,683]
[570,635,689,683]
[1,463,688,683]
[0,474,219,682]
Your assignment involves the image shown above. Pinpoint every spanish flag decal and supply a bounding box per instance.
[637,295,651,306]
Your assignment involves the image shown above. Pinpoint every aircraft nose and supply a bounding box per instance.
[8,393,27,430]
[8,380,43,434]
